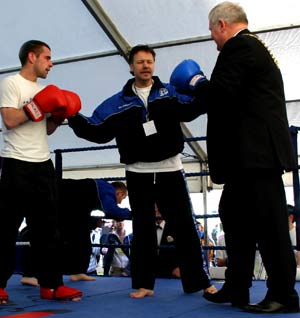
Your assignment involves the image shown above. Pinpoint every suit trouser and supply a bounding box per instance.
[126,169,211,293]
[219,169,297,303]
[0,158,63,289]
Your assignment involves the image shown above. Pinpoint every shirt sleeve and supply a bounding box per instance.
[0,77,20,109]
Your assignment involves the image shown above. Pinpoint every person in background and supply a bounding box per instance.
[19,179,131,284]
[59,178,131,282]
[212,224,266,280]
[170,1,299,313]
[101,219,132,277]
[197,222,215,267]
[214,224,227,267]
[68,44,216,298]
[87,216,105,276]
[287,205,300,268]
[155,205,180,278]
[211,224,219,245]
[0,40,82,304]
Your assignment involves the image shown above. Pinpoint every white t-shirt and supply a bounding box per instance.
[156,220,166,246]
[88,227,102,273]
[0,74,50,162]
[110,231,130,269]
[215,232,227,261]
[290,226,296,247]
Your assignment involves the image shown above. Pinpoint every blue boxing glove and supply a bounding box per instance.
[170,59,207,93]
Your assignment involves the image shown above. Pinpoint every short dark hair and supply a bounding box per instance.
[89,216,104,230]
[287,204,294,216]
[19,40,51,66]
[111,181,127,193]
[128,44,156,64]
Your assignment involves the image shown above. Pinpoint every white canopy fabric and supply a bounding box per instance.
[0,0,299,189]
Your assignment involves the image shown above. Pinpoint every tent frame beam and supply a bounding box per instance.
[81,0,131,61]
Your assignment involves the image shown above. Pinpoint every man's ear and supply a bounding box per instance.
[27,52,36,64]
[218,19,227,31]
[129,64,134,75]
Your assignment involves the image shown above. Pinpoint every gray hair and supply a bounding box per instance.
[209,1,248,25]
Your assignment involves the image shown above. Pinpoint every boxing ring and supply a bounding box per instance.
[53,132,300,257]
[3,132,300,317]
[54,131,300,283]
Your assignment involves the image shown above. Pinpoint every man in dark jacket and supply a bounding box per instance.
[170,1,299,314]
[69,44,216,298]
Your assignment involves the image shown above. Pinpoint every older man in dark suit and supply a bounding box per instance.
[170,1,299,313]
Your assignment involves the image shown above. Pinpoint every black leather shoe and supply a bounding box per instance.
[242,299,300,314]
[203,286,249,307]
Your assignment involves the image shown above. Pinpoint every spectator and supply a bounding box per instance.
[197,222,215,267]
[87,216,106,275]
[212,227,266,280]
[288,205,300,268]
[215,229,227,267]
[155,205,180,278]
[211,224,219,245]
[18,179,131,284]
[101,220,132,276]
[59,178,131,281]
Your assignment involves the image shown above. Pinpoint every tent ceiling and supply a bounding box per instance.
[0,0,300,179]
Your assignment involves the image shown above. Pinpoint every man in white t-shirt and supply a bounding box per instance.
[0,40,81,304]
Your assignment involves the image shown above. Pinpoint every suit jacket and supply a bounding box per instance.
[155,222,178,278]
[198,29,296,184]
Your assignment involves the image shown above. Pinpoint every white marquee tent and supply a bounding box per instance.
[0,0,300,204]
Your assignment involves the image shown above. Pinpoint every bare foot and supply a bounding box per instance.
[130,288,154,298]
[204,285,218,294]
[21,277,39,286]
[172,267,181,278]
[0,288,8,304]
[71,296,82,301]
[70,274,96,282]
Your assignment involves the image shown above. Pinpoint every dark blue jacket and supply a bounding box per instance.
[195,30,295,184]
[94,179,131,219]
[69,76,206,164]
[59,178,131,220]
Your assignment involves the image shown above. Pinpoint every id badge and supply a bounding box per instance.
[143,120,157,136]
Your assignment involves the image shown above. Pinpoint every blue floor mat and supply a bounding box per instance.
[0,275,299,318]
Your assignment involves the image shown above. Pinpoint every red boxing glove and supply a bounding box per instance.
[51,90,81,125]
[23,85,68,122]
